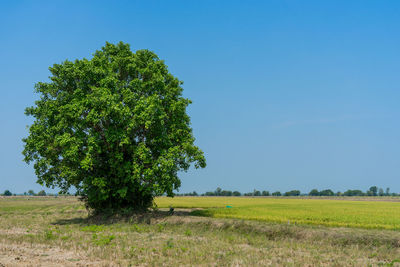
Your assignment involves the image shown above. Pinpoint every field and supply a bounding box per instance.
[1,197,400,266]
[156,197,400,230]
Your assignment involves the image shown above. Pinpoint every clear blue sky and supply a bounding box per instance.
[1,0,400,194]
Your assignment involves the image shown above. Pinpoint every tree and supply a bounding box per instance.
[232,191,241,196]
[38,190,46,196]
[369,186,378,196]
[284,190,300,196]
[27,190,35,196]
[378,188,384,196]
[221,190,232,196]
[386,187,390,196]
[343,189,364,196]
[3,190,12,196]
[262,190,270,196]
[309,189,320,196]
[215,187,222,196]
[253,190,261,196]
[272,191,281,196]
[23,42,206,212]
[319,189,334,196]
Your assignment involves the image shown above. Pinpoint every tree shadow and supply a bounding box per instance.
[53,217,87,225]
[51,209,198,226]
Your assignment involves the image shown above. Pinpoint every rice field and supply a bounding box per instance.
[156,197,400,230]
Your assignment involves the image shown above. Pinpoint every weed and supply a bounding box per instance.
[44,229,55,240]
[92,234,116,246]
[131,224,142,232]
[157,223,165,232]
[165,238,174,249]
[184,229,192,236]
[81,225,105,233]
[387,259,400,267]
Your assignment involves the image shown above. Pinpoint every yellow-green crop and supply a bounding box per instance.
[156,197,400,230]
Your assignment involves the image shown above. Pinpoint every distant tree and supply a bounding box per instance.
[343,189,365,196]
[37,190,46,196]
[386,187,390,196]
[272,191,281,196]
[23,192,27,196]
[28,190,35,196]
[309,189,320,196]
[221,190,232,196]
[378,188,384,196]
[319,189,334,196]
[205,191,215,196]
[262,190,270,196]
[253,190,261,196]
[3,190,12,196]
[284,190,300,196]
[215,187,222,196]
[232,191,241,196]
[182,191,199,196]
[336,191,342,196]
[369,186,378,196]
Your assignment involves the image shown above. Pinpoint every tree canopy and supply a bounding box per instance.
[23,42,206,212]
[37,190,47,196]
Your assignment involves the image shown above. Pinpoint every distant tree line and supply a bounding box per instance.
[1,186,397,197]
[0,189,71,197]
[175,186,398,197]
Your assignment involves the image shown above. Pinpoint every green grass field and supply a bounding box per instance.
[157,197,400,230]
[1,196,400,266]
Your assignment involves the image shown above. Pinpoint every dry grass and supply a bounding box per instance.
[0,197,400,266]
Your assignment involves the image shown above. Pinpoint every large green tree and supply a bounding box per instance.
[23,42,206,212]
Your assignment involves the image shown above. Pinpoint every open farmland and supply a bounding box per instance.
[157,196,400,230]
[1,197,400,266]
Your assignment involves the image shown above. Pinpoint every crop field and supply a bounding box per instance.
[156,197,400,230]
[1,197,400,266]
